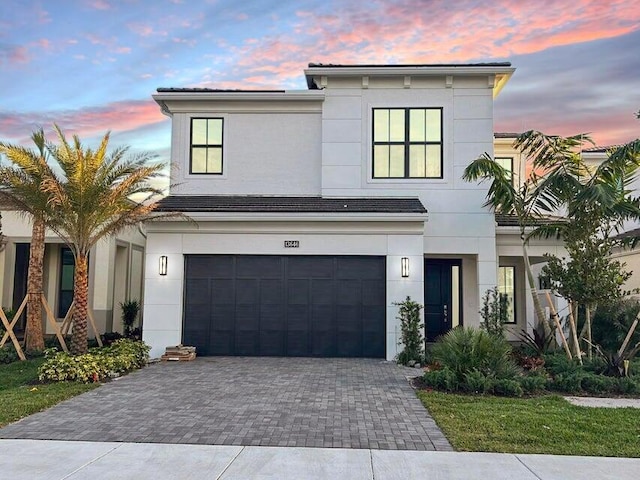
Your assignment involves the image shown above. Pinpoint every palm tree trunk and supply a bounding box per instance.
[522,240,552,338]
[25,217,45,352]
[70,254,89,355]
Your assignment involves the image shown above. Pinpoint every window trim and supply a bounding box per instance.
[189,117,224,175]
[498,265,517,324]
[371,107,444,180]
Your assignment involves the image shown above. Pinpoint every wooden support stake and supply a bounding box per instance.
[546,292,572,360]
[618,311,640,358]
[0,295,28,348]
[40,295,69,353]
[87,309,103,347]
[61,301,75,336]
[0,307,26,361]
[567,303,583,365]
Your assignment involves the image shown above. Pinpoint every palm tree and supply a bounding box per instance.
[42,125,164,354]
[529,134,640,357]
[463,131,591,338]
[0,129,57,352]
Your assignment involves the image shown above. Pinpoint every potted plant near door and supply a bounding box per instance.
[120,300,140,338]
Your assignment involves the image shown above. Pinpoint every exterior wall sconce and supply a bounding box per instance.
[401,257,409,278]
[159,255,168,276]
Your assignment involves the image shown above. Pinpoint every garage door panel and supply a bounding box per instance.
[237,256,281,278]
[210,332,235,355]
[188,255,234,278]
[288,256,333,278]
[337,257,385,279]
[211,279,234,304]
[185,278,209,305]
[337,280,361,304]
[311,279,333,304]
[362,280,386,305]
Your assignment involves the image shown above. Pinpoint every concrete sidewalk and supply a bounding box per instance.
[1,439,638,480]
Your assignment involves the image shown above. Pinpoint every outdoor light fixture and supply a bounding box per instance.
[159,256,168,276]
[401,257,409,278]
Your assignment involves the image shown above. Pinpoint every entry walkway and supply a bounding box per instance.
[0,357,450,450]
[1,439,638,479]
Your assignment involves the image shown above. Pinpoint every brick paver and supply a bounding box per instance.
[0,357,452,451]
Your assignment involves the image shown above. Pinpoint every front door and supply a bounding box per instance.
[424,259,461,342]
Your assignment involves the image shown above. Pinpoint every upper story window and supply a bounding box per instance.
[191,118,223,174]
[372,108,443,179]
[495,157,514,185]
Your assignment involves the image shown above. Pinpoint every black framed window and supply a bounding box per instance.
[495,157,514,185]
[372,107,443,179]
[498,265,516,324]
[190,118,223,174]
[58,247,75,317]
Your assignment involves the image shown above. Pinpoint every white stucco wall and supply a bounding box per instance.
[315,74,499,317]
[142,219,426,360]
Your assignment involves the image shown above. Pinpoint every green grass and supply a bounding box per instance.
[0,358,98,428]
[418,390,640,457]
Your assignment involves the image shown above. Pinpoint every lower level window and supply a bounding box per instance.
[58,247,75,317]
[498,266,516,323]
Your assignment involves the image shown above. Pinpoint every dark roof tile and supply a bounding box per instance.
[155,195,427,214]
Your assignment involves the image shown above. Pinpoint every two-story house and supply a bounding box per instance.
[143,63,564,360]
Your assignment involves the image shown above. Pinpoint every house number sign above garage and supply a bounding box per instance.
[284,240,299,248]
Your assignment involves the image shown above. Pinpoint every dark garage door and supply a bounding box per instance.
[183,255,386,357]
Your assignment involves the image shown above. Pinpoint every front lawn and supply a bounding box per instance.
[419,391,640,457]
[0,358,98,428]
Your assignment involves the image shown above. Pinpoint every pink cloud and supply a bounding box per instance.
[495,109,639,148]
[128,22,167,37]
[0,45,30,65]
[87,0,111,10]
[219,0,639,88]
[0,100,167,145]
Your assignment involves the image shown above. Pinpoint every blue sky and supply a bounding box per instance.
[1,0,638,173]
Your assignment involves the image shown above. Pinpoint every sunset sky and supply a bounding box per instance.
[1,0,639,179]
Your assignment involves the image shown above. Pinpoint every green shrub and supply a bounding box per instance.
[543,353,581,376]
[0,345,19,364]
[422,367,459,392]
[518,374,548,394]
[592,299,640,354]
[394,297,424,366]
[493,378,524,397]
[432,327,520,381]
[38,339,150,383]
[480,287,509,337]
[617,377,640,395]
[463,370,492,393]
[581,373,618,395]
[550,372,586,394]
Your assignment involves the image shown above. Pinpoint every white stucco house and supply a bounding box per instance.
[0,206,145,336]
[142,62,566,360]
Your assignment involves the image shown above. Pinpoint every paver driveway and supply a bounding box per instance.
[0,357,452,451]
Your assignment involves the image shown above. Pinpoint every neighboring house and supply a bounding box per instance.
[0,206,145,336]
[143,62,567,360]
